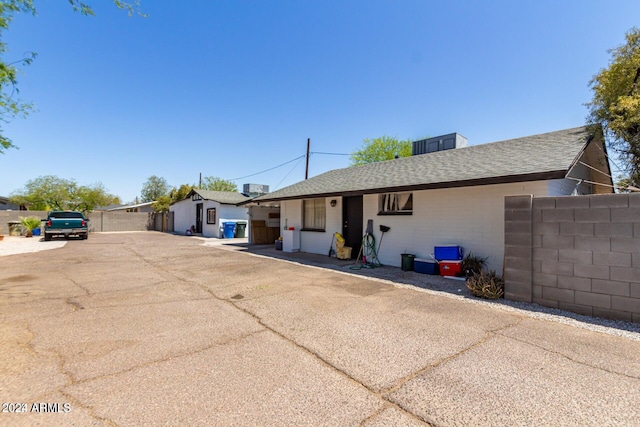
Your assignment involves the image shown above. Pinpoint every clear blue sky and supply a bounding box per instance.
[1,0,639,203]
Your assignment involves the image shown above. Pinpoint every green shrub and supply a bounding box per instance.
[461,252,488,276]
[466,270,504,299]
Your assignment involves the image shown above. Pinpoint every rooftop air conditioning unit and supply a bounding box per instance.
[412,133,468,155]
[243,183,269,197]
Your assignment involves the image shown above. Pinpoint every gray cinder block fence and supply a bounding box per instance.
[1,211,173,234]
[504,193,640,322]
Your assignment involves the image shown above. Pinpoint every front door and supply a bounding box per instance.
[195,203,203,233]
[342,196,363,259]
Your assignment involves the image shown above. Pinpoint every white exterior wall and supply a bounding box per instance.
[280,199,303,231]
[550,162,592,196]
[280,179,577,273]
[170,199,248,238]
[279,198,343,256]
[280,199,303,251]
[202,200,222,238]
[364,181,549,272]
[548,179,579,197]
[300,197,343,255]
[171,199,195,235]
[218,205,250,238]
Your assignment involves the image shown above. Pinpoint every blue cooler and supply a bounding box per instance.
[434,246,464,261]
[414,258,439,275]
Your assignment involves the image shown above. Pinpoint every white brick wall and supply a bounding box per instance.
[280,198,342,255]
[279,179,574,272]
[364,182,550,271]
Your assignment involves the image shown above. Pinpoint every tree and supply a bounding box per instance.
[170,184,194,201]
[152,195,171,213]
[198,176,237,192]
[9,175,120,211]
[350,136,413,166]
[151,184,193,212]
[587,27,640,189]
[0,0,144,154]
[140,175,169,202]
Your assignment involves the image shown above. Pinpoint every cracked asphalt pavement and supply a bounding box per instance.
[1,232,640,426]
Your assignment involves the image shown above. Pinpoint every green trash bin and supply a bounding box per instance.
[235,222,247,238]
[401,253,415,271]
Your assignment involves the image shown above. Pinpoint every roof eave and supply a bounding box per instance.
[249,170,569,203]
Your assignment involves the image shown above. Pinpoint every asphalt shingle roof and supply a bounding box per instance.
[251,126,594,202]
[190,189,250,205]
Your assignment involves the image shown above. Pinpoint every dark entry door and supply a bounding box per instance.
[196,203,203,233]
[342,196,363,259]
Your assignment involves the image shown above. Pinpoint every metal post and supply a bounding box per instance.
[305,138,310,179]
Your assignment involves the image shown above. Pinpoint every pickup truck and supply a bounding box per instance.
[44,211,89,241]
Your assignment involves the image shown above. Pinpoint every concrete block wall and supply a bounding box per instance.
[87,212,152,232]
[504,196,533,302]
[1,211,154,234]
[0,210,48,235]
[504,193,640,322]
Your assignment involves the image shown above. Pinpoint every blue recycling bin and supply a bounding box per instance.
[222,222,236,239]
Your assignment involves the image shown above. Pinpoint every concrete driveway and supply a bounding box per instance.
[1,232,639,426]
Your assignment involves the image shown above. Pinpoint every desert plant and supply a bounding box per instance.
[466,270,504,299]
[461,252,488,277]
[19,216,42,238]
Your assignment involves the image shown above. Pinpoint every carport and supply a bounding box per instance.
[243,201,281,245]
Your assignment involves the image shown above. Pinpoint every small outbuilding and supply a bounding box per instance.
[171,189,250,238]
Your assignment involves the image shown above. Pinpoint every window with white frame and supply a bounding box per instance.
[303,198,326,230]
[378,192,413,215]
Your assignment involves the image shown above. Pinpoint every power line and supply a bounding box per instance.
[310,151,350,156]
[592,137,626,176]
[230,154,306,181]
[228,148,350,184]
[274,156,306,190]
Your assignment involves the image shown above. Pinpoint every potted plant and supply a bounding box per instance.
[19,216,42,238]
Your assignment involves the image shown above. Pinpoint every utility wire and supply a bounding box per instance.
[589,140,640,191]
[578,161,614,180]
[565,176,616,190]
[310,151,350,156]
[230,154,306,181]
[274,156,306,190]
[592,138,626,176]
[230,150,350,183]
